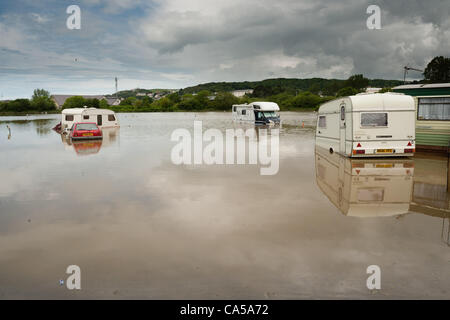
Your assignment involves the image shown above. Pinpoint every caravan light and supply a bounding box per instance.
[404,148,415,153]
[352,150,365,155]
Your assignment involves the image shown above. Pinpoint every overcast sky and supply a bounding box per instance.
[0,0,449,99]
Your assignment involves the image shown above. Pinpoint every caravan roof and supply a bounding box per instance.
[250,102,280,111]
[318,93,415,113]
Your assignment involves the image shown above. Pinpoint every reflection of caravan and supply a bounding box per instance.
[315,146,414,217]
[61,107,119,132]
[316,93,416,157]
[232,102,280,125]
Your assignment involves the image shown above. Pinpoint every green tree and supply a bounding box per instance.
[167,93,180,104]
[120,97,137,106]
[307,83,321,95]
[7,99,31,112]
[31,96,55,111]
[344,74,369,91]
[62,96,86,109]
[32,89,50,100]
[31,89,55,111]
[153,97,173,111]
[336,87,359,97]
[289,92,322,109]
[141,96,153,107]
[193,90,211,109]
[99,99,109,109]
[423,56,450,83]
[210,92,239,111]
[84,98,99,109]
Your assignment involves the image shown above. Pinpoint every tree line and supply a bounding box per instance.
[0,89,55,113]
[1,56,449,114]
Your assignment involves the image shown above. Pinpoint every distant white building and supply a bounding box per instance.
[231,89,253,97]
[365,87,382,94]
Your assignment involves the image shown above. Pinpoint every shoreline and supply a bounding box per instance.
[0,108,317,117]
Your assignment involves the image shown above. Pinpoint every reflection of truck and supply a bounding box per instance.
[316,93,416,157]
[315,146,414,217]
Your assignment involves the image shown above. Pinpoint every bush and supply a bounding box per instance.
[336,87,359,97]
[62,96,86,109]
[31,96,55,111]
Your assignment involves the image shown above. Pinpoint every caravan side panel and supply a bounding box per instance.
[316,99,345,154]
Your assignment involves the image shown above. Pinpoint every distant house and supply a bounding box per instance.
[231,89,253,97]
[51,95,111,109]
[104,97,122,106]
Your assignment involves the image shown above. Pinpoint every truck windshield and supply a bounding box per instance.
[262,111,278,118]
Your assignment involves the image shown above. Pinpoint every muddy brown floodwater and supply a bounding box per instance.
[0,112,449,299]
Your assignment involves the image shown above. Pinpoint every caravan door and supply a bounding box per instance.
[339,104,346,155]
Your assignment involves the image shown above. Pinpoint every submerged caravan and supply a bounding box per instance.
[232,102,281,125]
[315,93,416,157]
[58,107,120,133]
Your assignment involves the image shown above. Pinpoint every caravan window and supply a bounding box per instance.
[418,97,450,120]
[65,115,74,121]
[233,106,236,112]
[242,110,246,115]
[361,113,388,127]
[318,116,326,128]
[83,115,89,120]
[108,114,116,121]
[340,106,345,120]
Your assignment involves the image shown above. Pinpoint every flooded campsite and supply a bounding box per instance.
[0,112,448,299]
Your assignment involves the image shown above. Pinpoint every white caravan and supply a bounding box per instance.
[315,146,414,217]
[316,93,416,157]
[232,102,281,125]
[61,107,119,132]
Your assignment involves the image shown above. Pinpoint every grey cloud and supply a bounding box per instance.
[1,0,449,98]
[135,0,449,81]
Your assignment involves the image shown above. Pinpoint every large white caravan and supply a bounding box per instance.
[61,107,119,132]
[232,102,280,125]
[315,93,415,157]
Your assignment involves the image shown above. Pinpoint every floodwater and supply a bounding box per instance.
[0,112,449,299]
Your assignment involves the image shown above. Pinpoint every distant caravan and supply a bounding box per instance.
[60,107,120,133]
[232,102,281,125]
[315,93,416,157]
